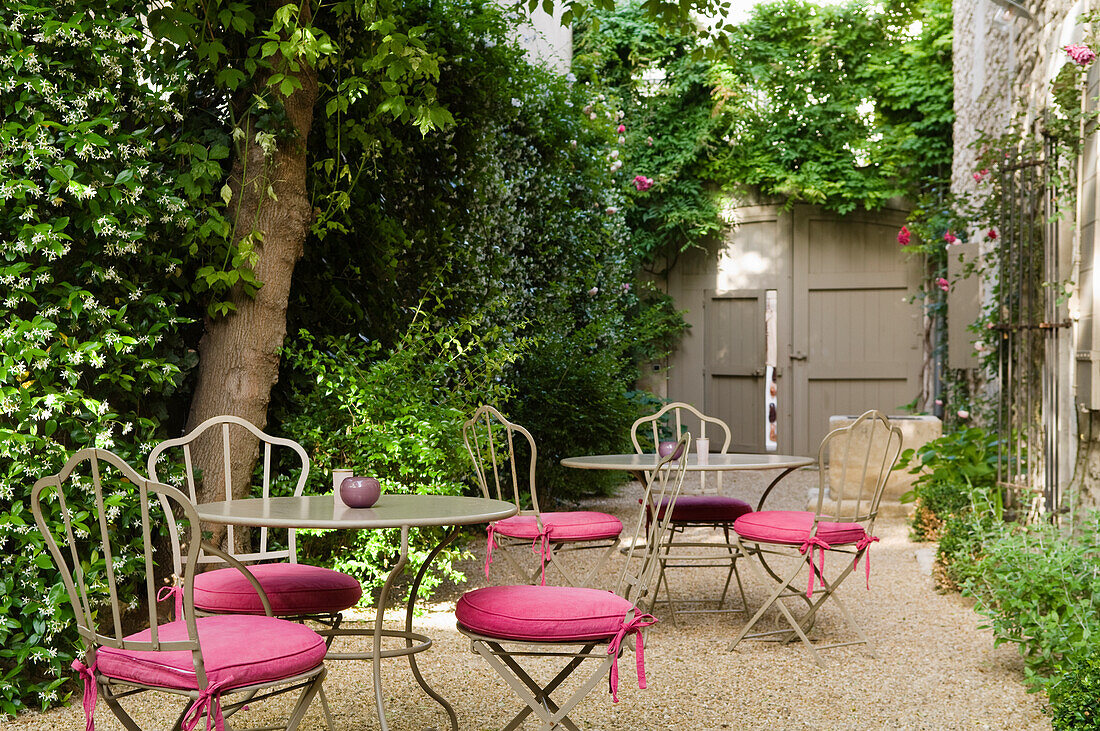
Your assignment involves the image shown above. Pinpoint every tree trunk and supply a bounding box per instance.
[185,5,318,552]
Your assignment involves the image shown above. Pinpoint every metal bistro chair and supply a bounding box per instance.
[147,415,364,659]
[728,410,903,665]
[455,432,691,730]
[31,448,331,731]
[463,405,623,587]
[631,402,753,622]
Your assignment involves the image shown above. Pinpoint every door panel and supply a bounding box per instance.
[705,290,767,452]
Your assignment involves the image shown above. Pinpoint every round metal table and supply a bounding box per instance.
[560,453,815,511]
[196,493,516,731]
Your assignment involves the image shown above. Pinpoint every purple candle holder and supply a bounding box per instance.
[340,476,382,508]
[657,440,684,461]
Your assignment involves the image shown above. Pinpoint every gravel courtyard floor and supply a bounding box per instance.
[7,468,1049,730]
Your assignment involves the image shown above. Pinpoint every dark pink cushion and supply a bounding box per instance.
[96,615,326,691]
[491,511,623,542]
[733,510,866,546]
[456,585,636,641]
[656,495,752,523]
[194,563,362,616]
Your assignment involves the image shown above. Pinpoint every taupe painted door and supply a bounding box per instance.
[790,208,922,455]
[704,290,767,452]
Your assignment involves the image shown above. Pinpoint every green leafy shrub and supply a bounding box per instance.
[961,517,1100,689]
[273,311,521,600]
[1049,652,1100,730]
[895,427,1002,540]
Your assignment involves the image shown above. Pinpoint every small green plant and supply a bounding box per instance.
[896,427,1003,540]
[1049,652,1100,730]
[962,515,1100,691]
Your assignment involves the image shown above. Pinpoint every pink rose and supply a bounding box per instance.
[957,409,970,419]
[616,124,626,133]
[935,277,950,292]
[587,286,599,296]
[987,228,998,240]
[633,175,654,192]
[897,226,911,246]
[943,231,957,245]
[973,172,983,182]
[645,136,654,146]
[934,399,943,406]
[621,283,631,293]
[605,206,618,215]
[1066,43,1097,66]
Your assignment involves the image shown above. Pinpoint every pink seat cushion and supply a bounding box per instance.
[733,510,867,546]
[194,563,362,616]
[456,585,635,641]
[656,495,752,523]
[491,511,623,542]
[96,615,326,691]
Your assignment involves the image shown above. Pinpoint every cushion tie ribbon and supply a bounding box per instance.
[157,583,184,622]
[484,524,499,579]
[181,679,229,731]
[71,659,97,731]
[606,611,658,703]
[799,536,832,598]
[854,535,880,589]
[531,529,552,586]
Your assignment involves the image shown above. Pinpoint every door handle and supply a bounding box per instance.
[790,351,808,360]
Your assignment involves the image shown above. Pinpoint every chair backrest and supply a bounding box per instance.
[462,405,540,515]
[813,410,903,531]
[614,432,691,606]
[30,448,213,686]
[631,402,732,495]
[147,414,310,568]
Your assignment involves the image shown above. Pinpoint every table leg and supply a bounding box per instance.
[406,527,461,731]
[373,525,410,731]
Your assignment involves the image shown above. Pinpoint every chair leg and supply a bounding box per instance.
[471,639,613,731]
[285,670,328,731]
[727,539,825,667]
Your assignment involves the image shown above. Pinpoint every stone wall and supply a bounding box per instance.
[954,0,1100,511]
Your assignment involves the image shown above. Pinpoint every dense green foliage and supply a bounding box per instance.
[1049,652,1100,730]
[709,0,953,213]
[895,427,1002,540]
[0,1,198,714]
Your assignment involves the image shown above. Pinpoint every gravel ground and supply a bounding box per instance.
[6,468,1049,730]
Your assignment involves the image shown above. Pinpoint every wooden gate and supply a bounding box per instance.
[665,202,922,456]
[790,210,922,454]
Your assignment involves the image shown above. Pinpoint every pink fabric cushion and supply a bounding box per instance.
[456,585,635,641]
[491,511,623,542]
[193,563,362,616]
[656,495,752,523]
[96,615,326,691]
[733,510,867,546]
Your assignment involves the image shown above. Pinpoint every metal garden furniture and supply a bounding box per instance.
[631,402,752,621]
[728,410,903,666]
[195,491,517,731]
[31,448,330,731]
[147,415,363,658]
[454,432,691,731]
[463,405,623,587]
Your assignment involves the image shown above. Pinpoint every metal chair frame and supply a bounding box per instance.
[30,448,330,731]
[728,410,903,666]
[630,402,747,621]
[457,432,691,730]
[147,415,364,668]
[463,405,621,587]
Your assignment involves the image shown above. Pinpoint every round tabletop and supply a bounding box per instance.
[195,494,517,529]
[560,453,815,472]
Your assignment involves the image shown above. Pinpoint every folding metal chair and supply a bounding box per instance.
[455,432,690,731]
[728,410,903,665]
[463,405,623,587]
[30,448,331,731]
[148,415,363,661]
[631,402,753,621]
